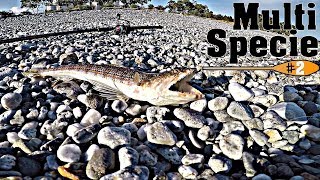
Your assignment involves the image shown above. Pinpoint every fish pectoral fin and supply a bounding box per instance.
[87,80,130,102]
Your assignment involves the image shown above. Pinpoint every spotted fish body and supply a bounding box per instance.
[25,64,204,106]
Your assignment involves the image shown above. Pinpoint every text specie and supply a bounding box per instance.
[207,3,318,64]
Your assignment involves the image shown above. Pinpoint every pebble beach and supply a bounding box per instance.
[0,9,320,180]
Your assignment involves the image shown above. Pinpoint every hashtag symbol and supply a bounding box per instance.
[286,63,295,73]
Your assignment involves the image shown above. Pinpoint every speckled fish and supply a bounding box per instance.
[23,64,204,106]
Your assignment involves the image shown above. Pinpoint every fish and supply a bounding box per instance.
[23,64,204,106]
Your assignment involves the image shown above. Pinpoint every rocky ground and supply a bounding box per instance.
[0,9,319,180]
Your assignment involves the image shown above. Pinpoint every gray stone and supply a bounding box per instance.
[72,123,101,144]
[97,127,131,149]
[86,148,115,179]
[269,102,307,124]
[146,122,177,146]
[208,97,229,111]
[0,155,16,170]
[57,144,81,163]
[80,109,101,126]
[173,108,205,128]
[178,165,198,179]
[118,147,139,169]
[111,100,128,113]
[228,82,254,101]
[219,134,244,160]
[243,152,257,177]
[227,101,253,120]
[181,154,204,165]
[139,149,158,167]
[1,93,22,110]
[249,130,268,146]
[300,125,320,141]
[190,99,207,112]
[100,166,149,180]
[220,121,245,135]
[208,155,232,173]
[17,157,41,177]
[146,106,170,123]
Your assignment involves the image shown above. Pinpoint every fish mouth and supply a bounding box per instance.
[167,69,204,99]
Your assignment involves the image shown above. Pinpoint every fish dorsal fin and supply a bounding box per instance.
[87,79,130,102]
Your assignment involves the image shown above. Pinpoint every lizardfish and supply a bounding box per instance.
[24,64,204,106]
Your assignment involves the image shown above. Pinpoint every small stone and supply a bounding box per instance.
[227,101,253,120]
[139,149,158,166]
[72,124,101,144]
[56,105,72,114]
[282,131,300,144]
[97,127,131,149]
[10,110,25,125]
[282,91,303,102]
[269,102,307,124]
[0,155,16,170]
[46,155,59,170]
[118,147,139,169]
[181,154,204,165]
[303,102,318,115]
[228,82,254,101]
[264,129,282,143]
[208,155,232,173]
[72,107,82,119]
[86,148,115,179]
[111,100,128,113]
[18,121,38,140]
[249,105,265,118]
[1,93,22,110]
[178,165,198,179]
[59,53,78,65]
[125,104,142,116]
[190,99,207,112]
[277,165,294,178]
[146,106,170,123]
[155,147,182,165]
[84,144,100,162]
[173,108,205,128]
[251,95,277,107]
[300,125,320,141]
[220,121,245,135]
[67,123,84,137]
[299,138,311,150]
[208,97,229,111]
[26,109,39,119]
[57,144,81,163]
[53,81,83,99]
[197,126,212,141]
[219,134,244,160]
[261,111,287,131]
[242,118,264,130]
[249,129,268,146]
[17,157,41,177]
[77,94,103,109]
[146,122,177,146]
[80,109,101,126]
[100,166,149,180]
[252,174,272,180]
[242,152,256,177]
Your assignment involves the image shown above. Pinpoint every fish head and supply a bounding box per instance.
[143,68,204,106]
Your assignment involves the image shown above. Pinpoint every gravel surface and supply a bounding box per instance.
[0,9,319,180]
